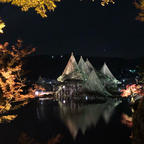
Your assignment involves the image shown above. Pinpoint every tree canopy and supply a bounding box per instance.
[0,0,143,22]
[0,0,61,18]
[0,19,5,34]
[135,0,144,21]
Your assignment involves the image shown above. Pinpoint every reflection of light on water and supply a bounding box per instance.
[103,100,122,124]
[35,97,122,139]
[36,100,47,120]
[58,99,121,139]
[36,100,60,122]
[18,132,62,144]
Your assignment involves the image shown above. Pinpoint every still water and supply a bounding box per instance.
[0,97,132,144]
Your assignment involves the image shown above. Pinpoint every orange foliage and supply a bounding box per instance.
[0,0,60,18]
[134,0,144,22]
[16,84,46,101]
[18,132,62,144]
[0,40,35,113]
[0,115,17,123]
[101,0,115,6]
[120,84,144,97]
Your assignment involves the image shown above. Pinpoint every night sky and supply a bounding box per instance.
[0,0,144,58]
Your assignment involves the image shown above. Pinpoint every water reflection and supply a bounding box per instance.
[0,97,131,144]
[18,132,62,144]
[36,97,122,139]
[58,99,121,138]
[36,100,60,121]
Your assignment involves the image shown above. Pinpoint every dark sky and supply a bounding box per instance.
[0,0,144,58]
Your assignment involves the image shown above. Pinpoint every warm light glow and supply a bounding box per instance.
[121,113,133,128]
[120,84,143,97]
[101,0,115,6]
[34,89,53,97]
[0,115,17,123]
[0,19,5,34]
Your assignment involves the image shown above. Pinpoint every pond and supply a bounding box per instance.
[0,97,132,144]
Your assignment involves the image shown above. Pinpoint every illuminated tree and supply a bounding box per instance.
[0,0,143,22]
[100,0,115,6]
[0,18,5,34]
[100,0,144,22]
[134,0,144,22]
[0,0,115,18]
[0,40,35,114]
[0,0,61,18]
